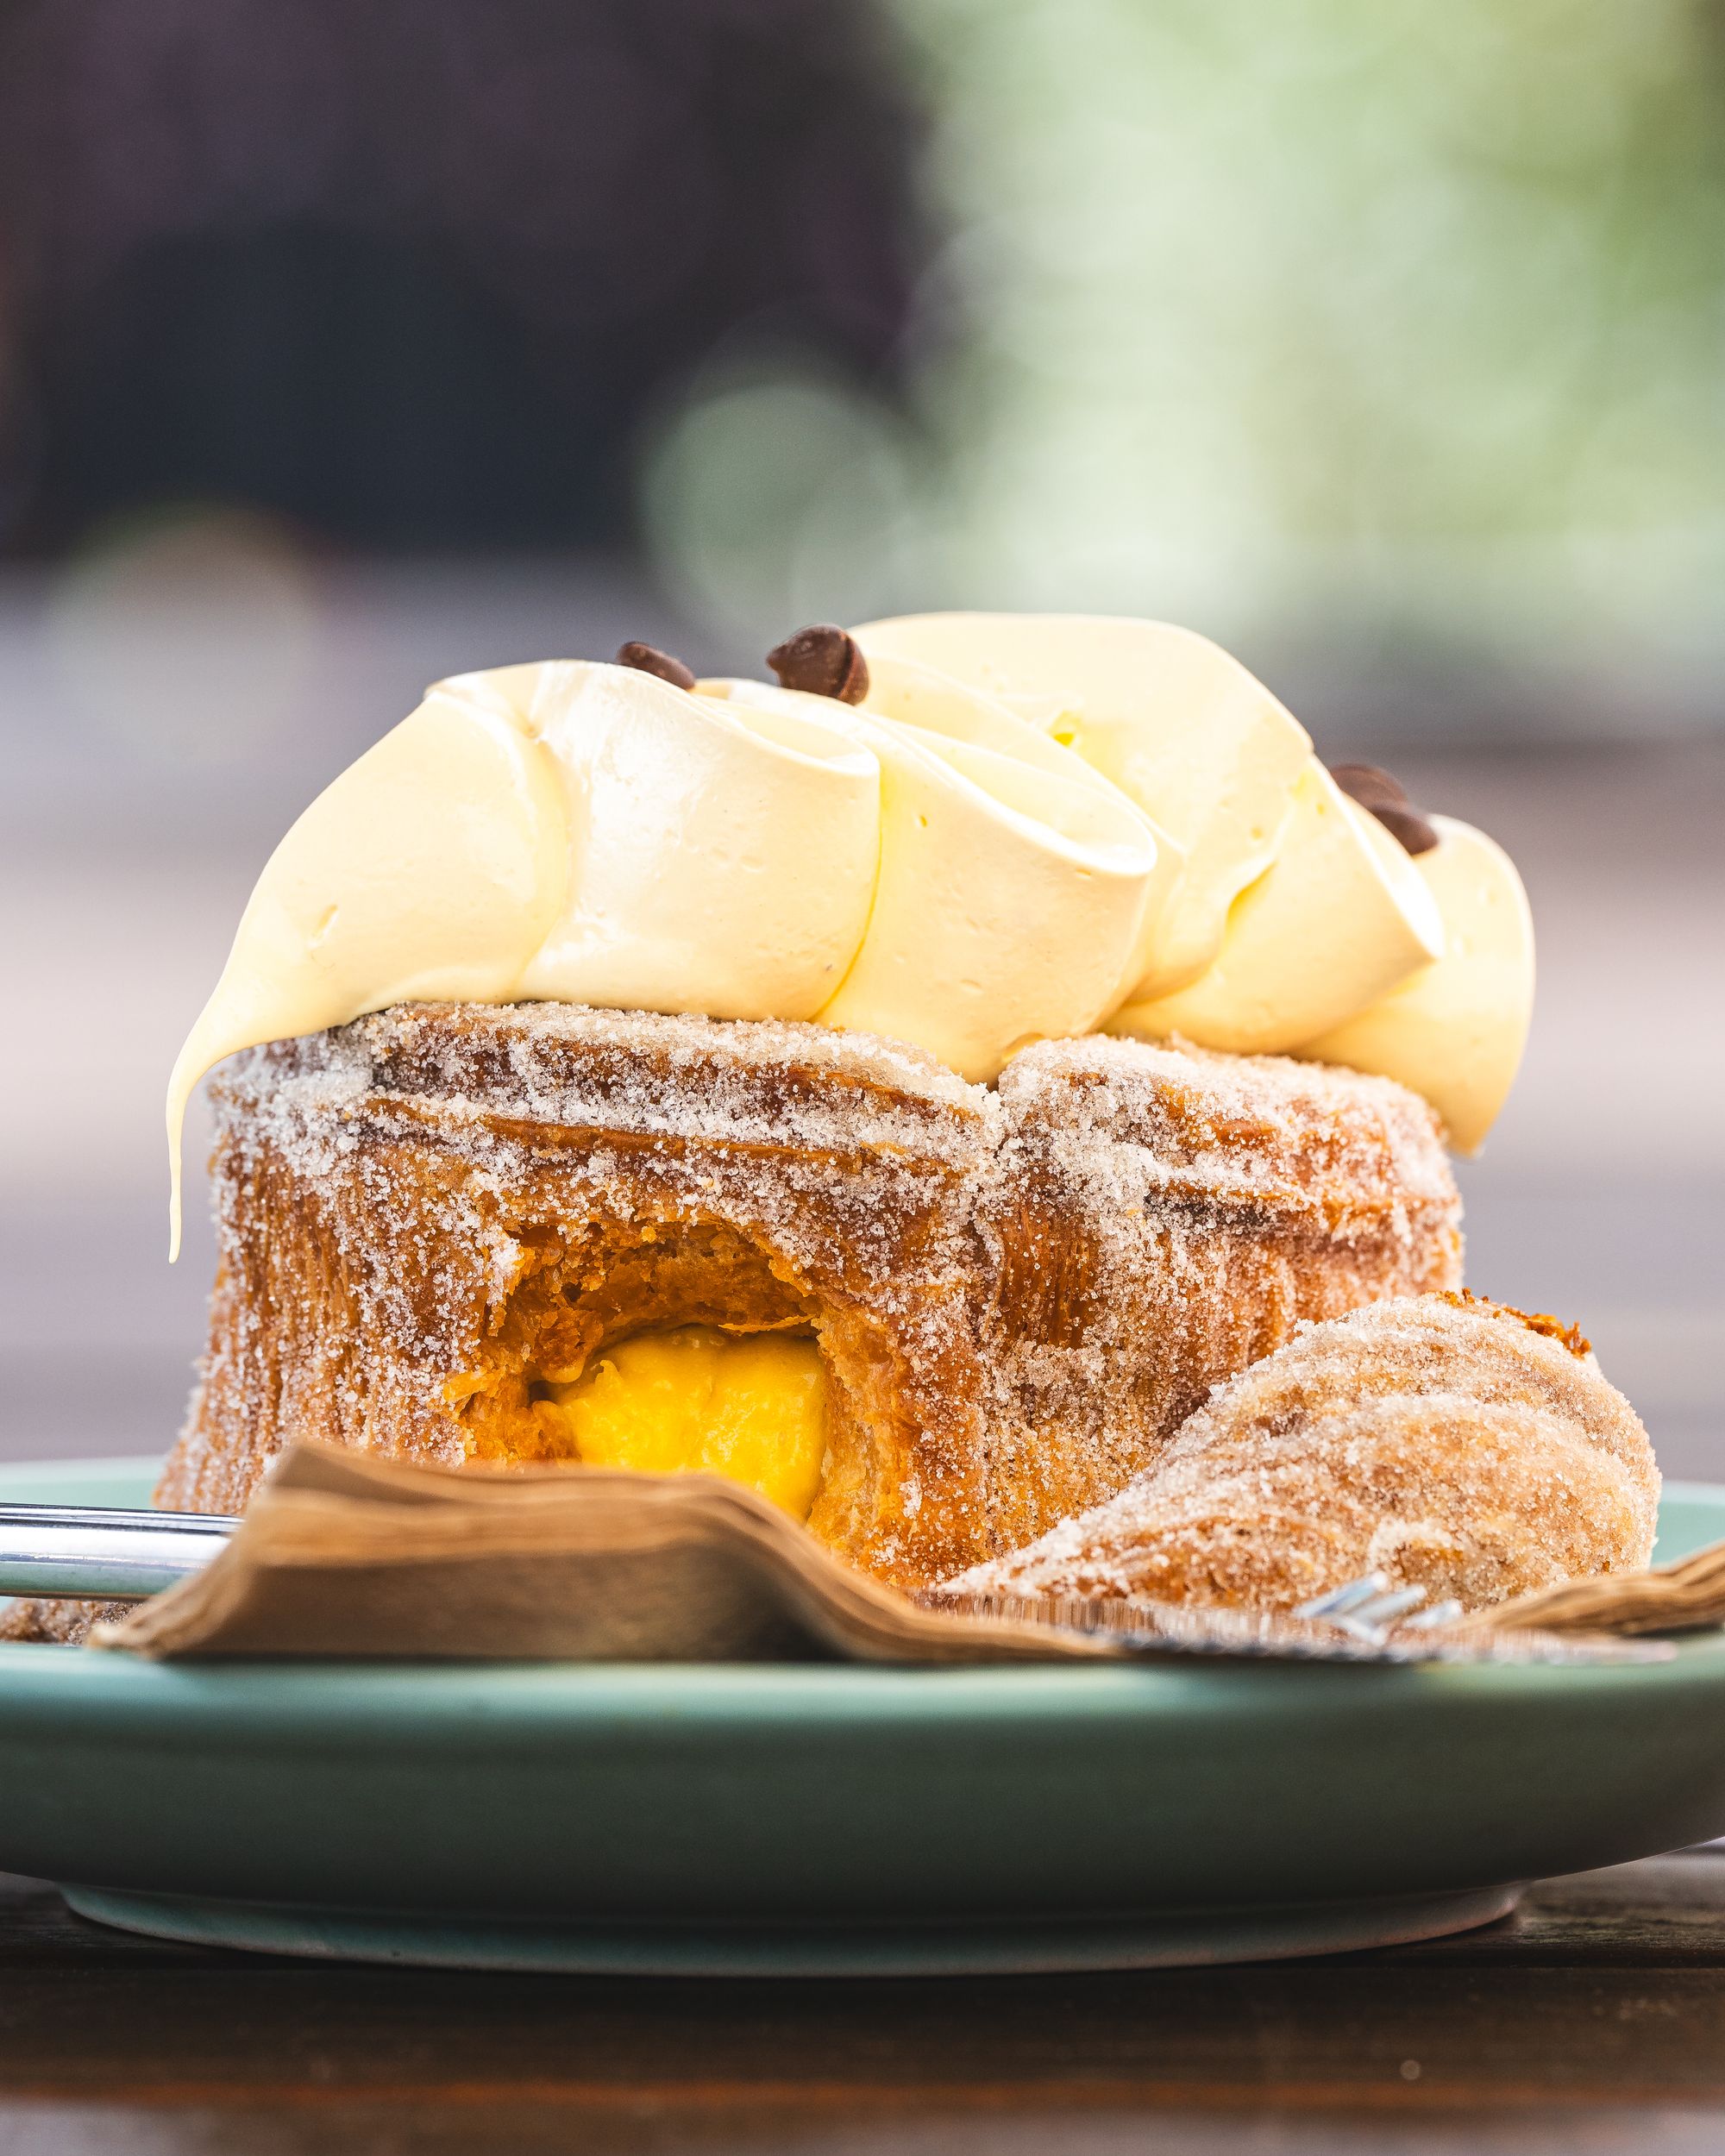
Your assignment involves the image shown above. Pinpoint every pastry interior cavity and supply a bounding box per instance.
[443,1216,879,1541]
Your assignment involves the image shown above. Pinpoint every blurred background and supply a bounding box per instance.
[0,0,1719,1476]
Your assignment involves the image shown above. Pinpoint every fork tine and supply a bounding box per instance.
[1295,1573,1391,1621]
[1350,1585,1431,1627]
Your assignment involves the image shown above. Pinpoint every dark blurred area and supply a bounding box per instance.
[0,0,931,555]
[0,1,1717,1479]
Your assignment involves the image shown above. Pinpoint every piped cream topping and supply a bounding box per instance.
[166,616,1534,1253]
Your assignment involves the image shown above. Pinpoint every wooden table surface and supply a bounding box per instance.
[3,1854,1725,2153]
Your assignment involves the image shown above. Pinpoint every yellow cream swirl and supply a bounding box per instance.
[166,616,1534,1252]
[166,651,1166,1251]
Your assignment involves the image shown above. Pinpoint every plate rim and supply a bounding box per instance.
[3,1455,1723,1719]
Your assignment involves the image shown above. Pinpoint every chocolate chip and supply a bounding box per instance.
[1370,801,1440,856]
[766,624,869,704]
[615,640,697,692]
[1330,762,1409,811]
[1329,761,1439,856]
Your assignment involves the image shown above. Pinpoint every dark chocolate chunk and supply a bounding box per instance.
[1369,800,1440,856]
[766,624,869,704]
[615,641,697,692]
[1329,762,1409,811]
[1329,761,1439,856]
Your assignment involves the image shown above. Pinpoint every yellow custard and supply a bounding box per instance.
[535,1326,828,1520]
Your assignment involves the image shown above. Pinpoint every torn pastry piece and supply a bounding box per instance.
[971,1037,1464,1561]
[137,1007,1461,1599]
[936,1294,1658,1616]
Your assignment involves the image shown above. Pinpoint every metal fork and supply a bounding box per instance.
[0,1516,1505,1639]
[1295,1573,1464,1643]
[0,1505,235,1601]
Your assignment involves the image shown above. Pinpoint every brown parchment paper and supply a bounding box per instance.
[85,1442,1671,1668]
[1471,1536,1725,1639]
[93,1444,1106,1664]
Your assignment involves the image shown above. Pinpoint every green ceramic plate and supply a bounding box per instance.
[3,1456,1724,1975]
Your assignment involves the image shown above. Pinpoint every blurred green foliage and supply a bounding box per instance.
[644,0,1725,709]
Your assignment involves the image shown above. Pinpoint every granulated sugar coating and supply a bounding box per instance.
[110,1006,1459,1601]
[938,1294,1659,1614]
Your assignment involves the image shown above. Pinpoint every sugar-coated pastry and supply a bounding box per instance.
[138,1006,1462,1597]
[934,1294,1658,1615]
[4,614,1584,1669]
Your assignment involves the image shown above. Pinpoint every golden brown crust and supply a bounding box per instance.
[142,1004,1462,1595]
[938,1294,1659,1614]
[1439,1287,1591,1359]
[974,1037,1465,1554]
[0,1595,131,1645]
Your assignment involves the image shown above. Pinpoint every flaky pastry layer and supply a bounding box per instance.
[124,1005,1460,1593]
[938,1293,1659,1613]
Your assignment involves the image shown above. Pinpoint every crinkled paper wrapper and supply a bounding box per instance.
[92,1445,1665,1669]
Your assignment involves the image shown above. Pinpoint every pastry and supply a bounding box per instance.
[6,613,1549,1647]
[140,1006,1461,1595]
[933,1294,1659,1615]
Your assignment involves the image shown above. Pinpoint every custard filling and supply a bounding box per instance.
[533,1326,828,1520]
